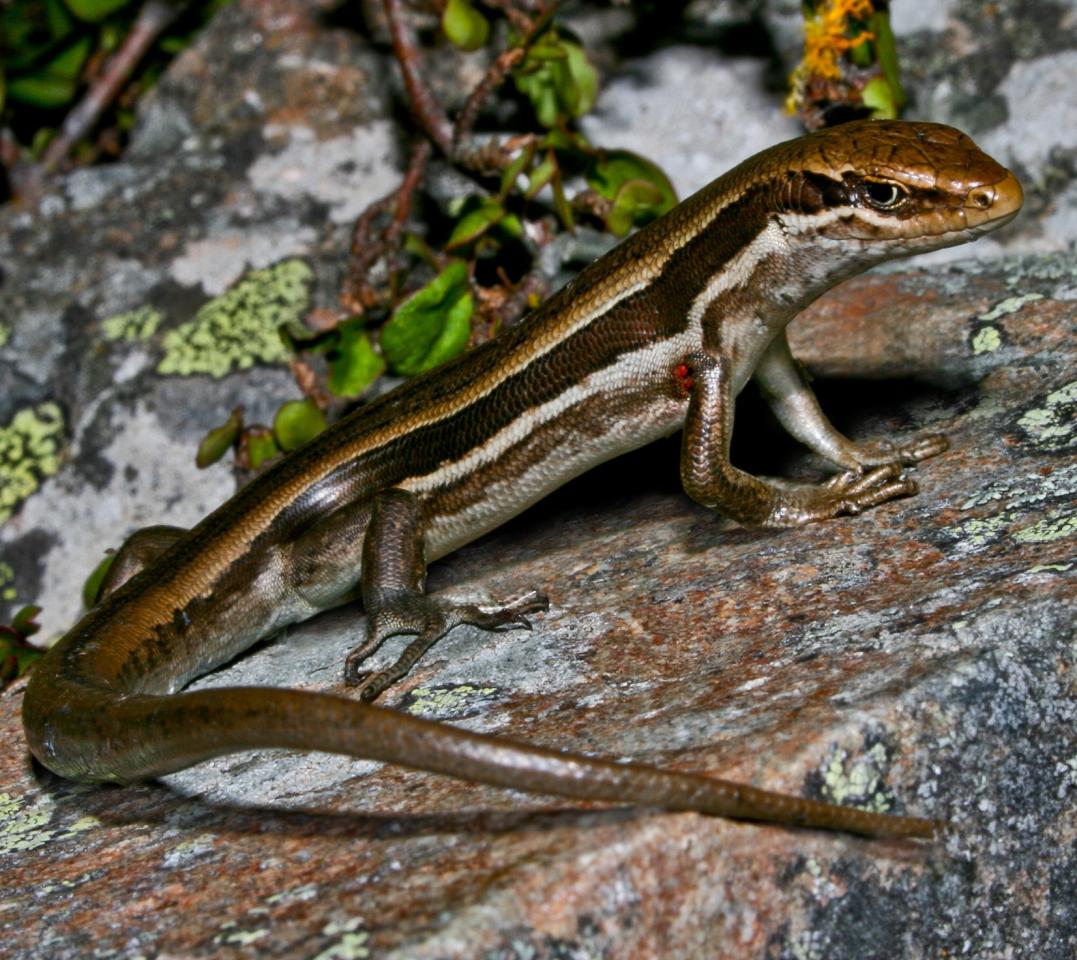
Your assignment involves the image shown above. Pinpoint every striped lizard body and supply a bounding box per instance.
[23,120,1022,838]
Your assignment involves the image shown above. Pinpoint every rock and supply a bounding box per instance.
[0,1,1074,957]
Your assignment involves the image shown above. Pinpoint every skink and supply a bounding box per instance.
[22,120,1022,839]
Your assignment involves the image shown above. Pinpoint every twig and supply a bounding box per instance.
[40,0,184,174]
[344,139,432,313]
[453,45,527,151]
[382,0,454,156]
[478,0,534,33]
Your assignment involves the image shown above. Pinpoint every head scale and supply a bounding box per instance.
[775,120,1022,256]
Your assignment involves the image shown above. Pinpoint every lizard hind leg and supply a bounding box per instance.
[345,488,548,702]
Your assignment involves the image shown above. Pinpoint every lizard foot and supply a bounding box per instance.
[344,590,550,701]
[842,433,949,469]
[766,462,918,526]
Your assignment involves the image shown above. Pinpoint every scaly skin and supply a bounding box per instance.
[23,121,1022,839]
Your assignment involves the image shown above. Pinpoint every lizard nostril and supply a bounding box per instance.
[969,186,995,209]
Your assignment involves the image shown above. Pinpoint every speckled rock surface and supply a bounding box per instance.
[1,2,1075,958]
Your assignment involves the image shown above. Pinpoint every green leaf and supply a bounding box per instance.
[562,38,598,118]
[246,429,280,469]
[500,144,535,197]
[381,262,474,377]
[5,33,91,108]
[45,0,75,37]
[442,0,489,52]
[607,179,665,236]
[552,173,574,231]
[273,399,327,452]
[327,323,385,397]
[861,76,899,120]
[868,11,906,112]
[82,555,115,608]
[587,150,677,234]
[499,212,523,239]
[63,0,133,23]
[540,127,590,154]
[0,611,44,679]
[513,32,599,128]
[446,198,506,250]
[0,0,72,71]
[11,605,42,637]
[196,408,243,468]
[587,150,677,207]
[525,153,556,198]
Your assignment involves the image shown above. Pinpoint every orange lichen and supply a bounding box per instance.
[786,0,876,114]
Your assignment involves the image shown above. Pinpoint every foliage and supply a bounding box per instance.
[195,400,328,472]
[0,606,43,686]
[380,261,474,376]
[0,0,231,165]
[195,1,680,473]
[786,0,906,128]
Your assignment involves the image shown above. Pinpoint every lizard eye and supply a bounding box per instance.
[862,180,907,211]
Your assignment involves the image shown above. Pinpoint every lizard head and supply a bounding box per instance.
[775,119,1022,255]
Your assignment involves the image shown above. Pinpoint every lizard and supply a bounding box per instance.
[22,119,1022,839]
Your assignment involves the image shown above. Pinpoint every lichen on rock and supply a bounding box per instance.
[157,259,312,377]
[101,305,165,343]
[0,403,65,525]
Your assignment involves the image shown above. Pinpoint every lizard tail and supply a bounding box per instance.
[23,674,936,840]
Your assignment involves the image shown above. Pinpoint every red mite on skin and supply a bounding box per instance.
[675,363,694,395]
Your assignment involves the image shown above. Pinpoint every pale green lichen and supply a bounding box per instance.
[971,325,1002,355]
[0,793,105,854]
[1016,380,1077,452]
[949,514,1010,551]
[67,815,101,833]
[406,683,498,717]
[0,792,54,854]
[163,831,218,867]
[102,305,165,343]
[216,929,268,947]
[158,259,312,377]
[977,292,1044,322]
[314,921,370,960]
[265,883,318,905]
[948,459,1077,553]
[0,560,15,602]
[1026,562,1073,574]
[1014,513,1077,544]
[819,743,894,815]
[0,322,10,348]
[0,402,65,525]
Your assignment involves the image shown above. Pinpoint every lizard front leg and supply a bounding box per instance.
[680,352,917,527]
[345,488,548,701]
[754,332,948,471]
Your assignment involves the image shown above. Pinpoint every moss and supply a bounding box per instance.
[0,403,65,525]
[158,259,312,377]
[101,305,165,343]
[0,323,10,348]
